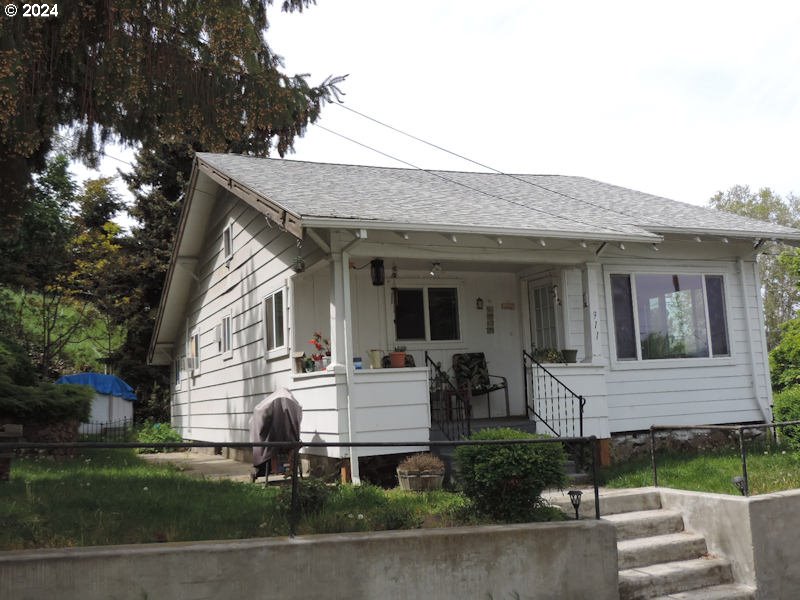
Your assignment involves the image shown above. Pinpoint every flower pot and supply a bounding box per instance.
[397,468,445,491]
[561,349,578,363]
[389,351,406,368]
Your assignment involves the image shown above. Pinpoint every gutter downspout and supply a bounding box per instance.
[738,258,772,422]
[340,237,362,484]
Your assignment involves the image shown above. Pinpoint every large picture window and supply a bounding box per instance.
[610,273,729,361]
[263,288,287,358]
[394,286,460,342]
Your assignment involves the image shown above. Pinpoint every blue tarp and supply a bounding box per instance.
[56,373,137,402]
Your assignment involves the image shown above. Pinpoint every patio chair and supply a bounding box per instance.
[452,352,509,419]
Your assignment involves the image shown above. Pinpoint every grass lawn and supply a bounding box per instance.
[0,450,562,550]
[603,446,800,495]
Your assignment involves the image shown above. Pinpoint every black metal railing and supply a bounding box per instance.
[649,421,800,496]
[425,351,471,441]
[79,418,135,441]
[0,435,603,534]
[522,350,586,438]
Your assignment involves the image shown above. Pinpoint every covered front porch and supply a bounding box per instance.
[286,230,613,478]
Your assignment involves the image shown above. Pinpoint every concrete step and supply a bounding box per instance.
[648,582,756,599]
[618,557,734,600]
[545,488,662,519]
[604,509,684,541]
[618,532,707,570]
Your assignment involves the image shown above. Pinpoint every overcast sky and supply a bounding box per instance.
[268,0,800,206]
[75,1,800,217]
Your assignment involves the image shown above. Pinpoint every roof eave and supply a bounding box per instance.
[652,225,800,243]
[300,216,662,244]
[196,156,303,239]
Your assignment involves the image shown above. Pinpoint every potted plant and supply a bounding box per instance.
[308,331,331,370]
[389,345,407,368]
[533,347,563,363]
[561,349,578,363]
[396,453,445,491]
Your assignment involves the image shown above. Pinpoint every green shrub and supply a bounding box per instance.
[135,421,183,453]
[770,319,800,391]
[0,380,92,422]
[773,386,800,449]
[0,336,36,386]
[454,428,567,522]
[276,478,333,516]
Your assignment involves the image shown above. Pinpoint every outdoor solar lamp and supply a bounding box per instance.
[732,476,747,496]
[568,490,583,520]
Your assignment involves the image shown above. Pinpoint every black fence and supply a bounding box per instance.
[0,436,602,535]
[79,418,134,441]
[649,420,800,496]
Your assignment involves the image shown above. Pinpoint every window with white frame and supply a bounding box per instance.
[530,283,559,349]
[393,285,460,342]
[263,288,287,358]
[610,273,729,361]
[223,223,234,263]
[218,312,233,359]
[187,331,200,374]
[174,355,183,390]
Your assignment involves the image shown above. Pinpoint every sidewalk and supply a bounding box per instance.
[139,452,259,483]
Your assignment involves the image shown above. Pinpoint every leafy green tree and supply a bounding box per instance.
[0,0,343,229]
[709,185,800,348]
[0,158,127,377]
[770,319,800,391]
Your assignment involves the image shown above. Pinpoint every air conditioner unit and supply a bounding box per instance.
[183,356,197,372]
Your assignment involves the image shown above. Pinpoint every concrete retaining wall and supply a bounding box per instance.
[0,520,619,600]
[660,487,800,600]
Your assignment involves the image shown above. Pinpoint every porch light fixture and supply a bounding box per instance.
[539,239,547,247]
[450,234,458,243]
[694,236,702,243]
[579,240,588,249]
[568,490,583,520]
[291,256,306,273]
[651,244,660,252]
[430,262,442,278]
[721,237,729,244]
[370,258,385,286]
[732,475,747,496]
[618,243,626,251]
[496,237,503,245]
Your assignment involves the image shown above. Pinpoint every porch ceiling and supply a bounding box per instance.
[389,257,531,273]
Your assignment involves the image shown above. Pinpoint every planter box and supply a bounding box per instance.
[397,469,445,491]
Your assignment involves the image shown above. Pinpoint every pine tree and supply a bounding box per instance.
[0,0,344,228]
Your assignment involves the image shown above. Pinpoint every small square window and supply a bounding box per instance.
[393,285,460,343]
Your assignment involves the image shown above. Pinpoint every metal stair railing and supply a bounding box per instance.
[425,351,471,440]
[522,349,586,438]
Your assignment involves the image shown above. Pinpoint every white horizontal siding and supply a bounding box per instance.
[599,257,770,433]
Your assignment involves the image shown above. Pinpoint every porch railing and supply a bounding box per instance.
[522,350,585,438]
[425,351,471,440]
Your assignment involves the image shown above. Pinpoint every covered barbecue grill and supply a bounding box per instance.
[249,387,302,482]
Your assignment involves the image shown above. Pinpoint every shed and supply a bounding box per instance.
[56,373,137,431]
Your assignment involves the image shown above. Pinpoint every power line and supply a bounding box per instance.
[313,123,634,237]
[332,102,660,226]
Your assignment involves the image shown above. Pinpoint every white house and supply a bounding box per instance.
[147,153,800,480]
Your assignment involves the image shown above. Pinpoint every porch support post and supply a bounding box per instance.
[582,262,604,363]
[330,231,363,484]
[329,252,347,367]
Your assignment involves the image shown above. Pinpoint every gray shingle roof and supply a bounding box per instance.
[196,153,800,241]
